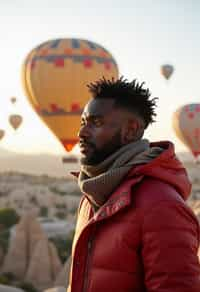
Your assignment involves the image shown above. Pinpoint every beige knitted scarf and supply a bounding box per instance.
[78,139,163,207]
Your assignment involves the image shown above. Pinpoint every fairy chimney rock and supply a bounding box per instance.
[54,256,71,288]
[25,238,58,291]
[1,222,27,278]
[2,212,47,279]
[48,242,63,280]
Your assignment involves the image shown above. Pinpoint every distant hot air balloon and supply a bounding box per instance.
[0,129,5,140]
[21,38,119,152]
[10,97,17,104]
[161,64,174,80]
[172,103,200,159]
[62,155,79,164]
[9,114,22,130]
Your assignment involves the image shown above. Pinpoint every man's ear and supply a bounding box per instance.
[122,119,143,145]
[121,119,140,144]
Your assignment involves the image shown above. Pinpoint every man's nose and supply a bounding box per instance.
[78,124,91,138]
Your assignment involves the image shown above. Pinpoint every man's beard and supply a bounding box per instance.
[80,130,122,166]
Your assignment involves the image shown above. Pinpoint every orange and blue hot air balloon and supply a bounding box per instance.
[172,103,200,159]
[21,38,119,152]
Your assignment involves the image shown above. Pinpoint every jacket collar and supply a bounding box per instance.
[92,175,143,222]
[70,170,144,221]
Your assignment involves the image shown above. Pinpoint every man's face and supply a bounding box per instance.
[78,98,127,165]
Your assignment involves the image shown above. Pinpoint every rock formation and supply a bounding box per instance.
[0,246,5,267]
[49,242,63,280]
[25,238,62,291]
[54,256,71,288]
[1,212,46,279]
[1,222,27,278]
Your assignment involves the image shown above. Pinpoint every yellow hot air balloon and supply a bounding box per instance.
[160,64,174,80]
[9,114,22,130]
[0,129,5,140]
[21,38,119,152]
[172,103,200,159]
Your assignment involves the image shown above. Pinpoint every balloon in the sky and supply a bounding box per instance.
[62,155,79,164]
[160,64,174,80]
[9,114,22,130]
[10,97,17,104]
[0,129,5,140]
[21,38,119,152]
[172,103,200,158]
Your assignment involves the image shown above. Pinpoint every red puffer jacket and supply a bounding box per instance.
[67,141,200,292]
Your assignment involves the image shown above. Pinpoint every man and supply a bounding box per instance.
[68,77,200,291]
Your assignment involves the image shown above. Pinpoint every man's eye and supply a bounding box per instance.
[93,119,102,126]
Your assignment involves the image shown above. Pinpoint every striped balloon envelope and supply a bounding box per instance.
[172,103,200,158]
[21,38,119,152]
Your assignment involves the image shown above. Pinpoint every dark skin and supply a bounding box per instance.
[78,98,143,165]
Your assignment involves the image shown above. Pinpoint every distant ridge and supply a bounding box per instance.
[0,149,80,177]
[177,151,196,163]
[0,147,19,157]
[0,147,195,178]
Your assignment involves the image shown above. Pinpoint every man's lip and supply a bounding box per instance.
[79,143,92,153]
[79,142,92,148]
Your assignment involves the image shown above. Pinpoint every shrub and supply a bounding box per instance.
[39,206,48,217]
[0,208,19,230]
[0,272,16,282]
[17,281,38,292]
[50,186,67,196]
[55,210,66,219]
[0,274,10,285]
[50,229,75,263]
[0,229,10,252]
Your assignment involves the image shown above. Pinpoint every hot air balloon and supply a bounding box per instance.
[62,155,79,163]
[10,97,17,104]
[9,114,22,130]
[172,103,200,159]
[0,129,5,140]
[21,38,119,152]
[160,64,174,80]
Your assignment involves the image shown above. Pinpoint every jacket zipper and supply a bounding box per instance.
[83,236,93,292]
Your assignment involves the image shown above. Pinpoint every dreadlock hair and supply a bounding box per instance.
[87,76,158,129]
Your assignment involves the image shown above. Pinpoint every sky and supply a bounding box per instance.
[0,0,200,155]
